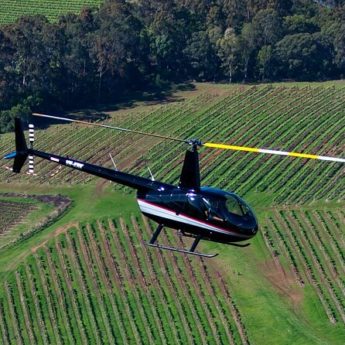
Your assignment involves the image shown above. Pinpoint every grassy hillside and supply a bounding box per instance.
[0,83,344,344]
[0,0,102,24]
[1,83,344,203]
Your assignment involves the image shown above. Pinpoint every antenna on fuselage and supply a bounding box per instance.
[109,153,118,171]
[147,166,155,181]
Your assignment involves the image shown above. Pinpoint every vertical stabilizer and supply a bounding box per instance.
[4,118,29,173]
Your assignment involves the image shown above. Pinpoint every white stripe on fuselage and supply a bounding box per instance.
[137,199,250,239]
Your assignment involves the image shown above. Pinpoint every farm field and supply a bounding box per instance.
[0,193,70,250]
[1,83,344,204]
[0,197,38,237]
[262,207,345,326]
[0,217,251,345]
[0,0,102,24]
[0,82,344,344]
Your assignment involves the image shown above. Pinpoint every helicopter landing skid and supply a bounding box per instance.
[146,225,218,258]
[227,242,250,248]
[146,243,218,258]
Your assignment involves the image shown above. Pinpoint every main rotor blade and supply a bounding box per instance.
[32,113,188,144]
[203,142,345,163]
[32,113,345,163]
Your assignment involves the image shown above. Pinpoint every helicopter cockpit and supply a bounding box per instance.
[224,194,251,217]
[195,188,257,232]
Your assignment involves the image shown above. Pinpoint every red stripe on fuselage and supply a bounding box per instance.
[138,199,251,238]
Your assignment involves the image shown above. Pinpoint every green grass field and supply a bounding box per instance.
[0,82,344,344]
[0,0,102,24]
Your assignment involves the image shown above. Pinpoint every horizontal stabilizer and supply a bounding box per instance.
[4,151,17,159]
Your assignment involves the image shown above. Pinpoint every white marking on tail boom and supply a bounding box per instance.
[66,160,84,169]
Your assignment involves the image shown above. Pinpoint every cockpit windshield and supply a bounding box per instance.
[200,194,251,222]
[225,195,249,217]
[198,187,257,230]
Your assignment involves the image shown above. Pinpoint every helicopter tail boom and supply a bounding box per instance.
[4,118,173,192]
[28,148,169,191]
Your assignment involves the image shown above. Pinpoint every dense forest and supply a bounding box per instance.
[1,0,345,132]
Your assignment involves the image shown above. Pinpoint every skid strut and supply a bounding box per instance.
[149,224,163,244]
[146,224,218,258]
[189,235,201,252]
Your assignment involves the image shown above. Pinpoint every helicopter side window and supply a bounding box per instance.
[225,195,246,217]
[187,194,207,218]
[202,197,226,222]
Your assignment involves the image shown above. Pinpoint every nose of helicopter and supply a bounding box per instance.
[251,225,258,235]
[240,215,258,237]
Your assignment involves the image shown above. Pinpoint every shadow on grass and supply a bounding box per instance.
[31,82,195,129]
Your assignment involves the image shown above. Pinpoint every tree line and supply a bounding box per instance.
[1,0,345,132]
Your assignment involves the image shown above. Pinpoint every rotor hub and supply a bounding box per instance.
[187,139,202,150]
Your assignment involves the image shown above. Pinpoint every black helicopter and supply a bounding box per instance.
[4,115,345,257]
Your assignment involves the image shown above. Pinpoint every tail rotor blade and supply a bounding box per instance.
[203,142,345,163]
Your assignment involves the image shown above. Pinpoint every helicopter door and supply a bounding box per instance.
[202,197,226,222]
[186,194,206,218]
